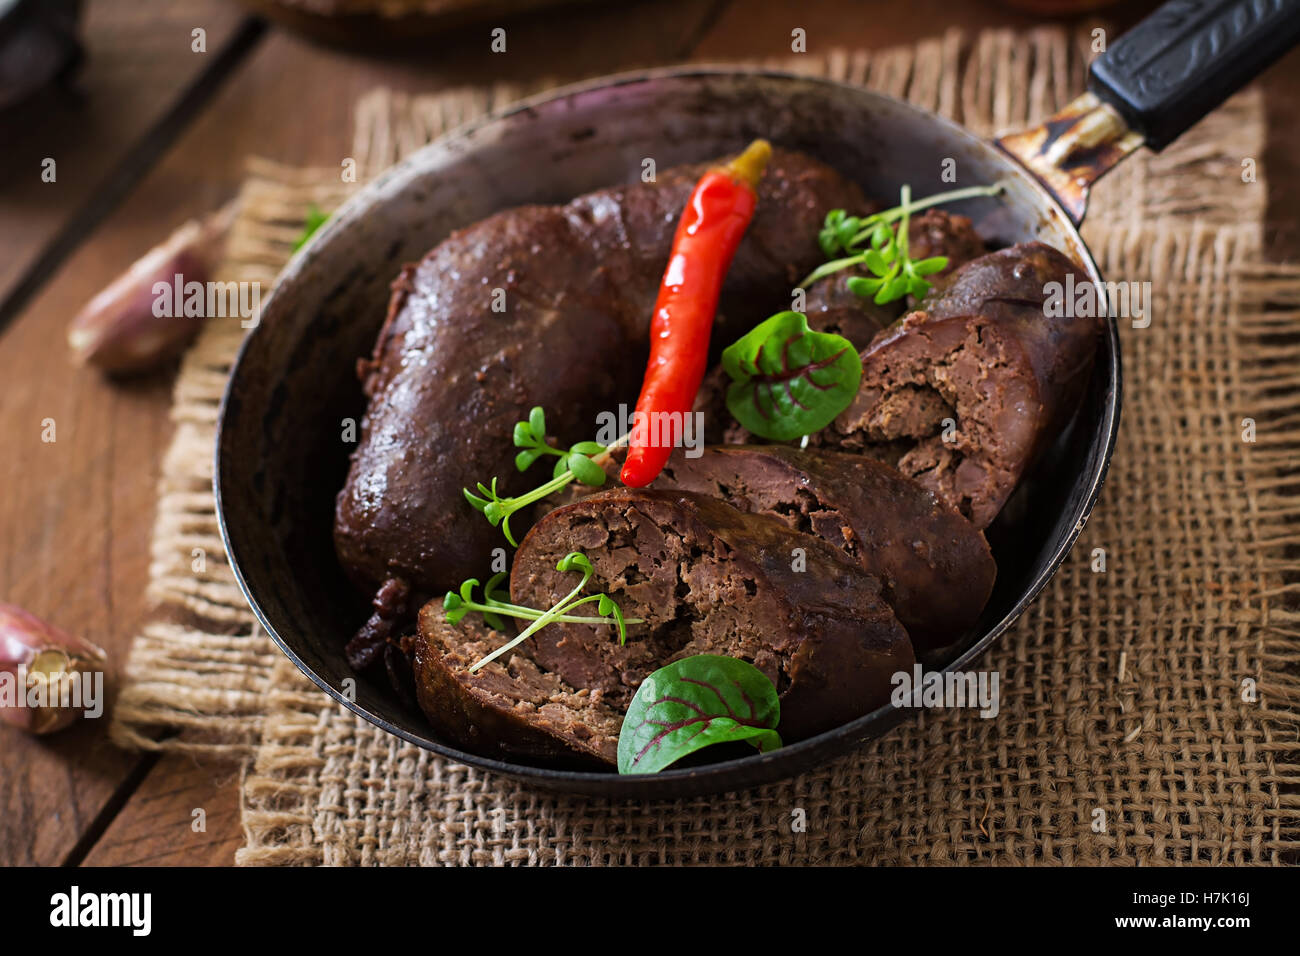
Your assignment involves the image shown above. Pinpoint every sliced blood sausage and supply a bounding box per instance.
[412,611,622,768]
[509,488,914,742]
[823,242,1099,528]
[653,445,995,652]
[334,150,865,601]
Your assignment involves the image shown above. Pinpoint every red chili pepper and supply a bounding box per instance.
[620,139,772,488]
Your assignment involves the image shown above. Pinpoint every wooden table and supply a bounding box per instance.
[3,0,1297,867]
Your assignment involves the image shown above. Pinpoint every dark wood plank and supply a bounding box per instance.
[1260,66,1300,259]
[0,0,248,316]
[692,0,1157,54]
[80,754,243,867]
[129,0,729,174]
[0,271,177,866]
[0,3,263,872]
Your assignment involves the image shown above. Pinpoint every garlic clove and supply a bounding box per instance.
[0,603,107,735]
[67,202,237,375]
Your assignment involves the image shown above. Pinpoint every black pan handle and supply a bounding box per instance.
[1088,0,1300,151]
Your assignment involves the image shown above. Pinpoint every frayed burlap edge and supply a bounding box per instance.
[108,161,357,755]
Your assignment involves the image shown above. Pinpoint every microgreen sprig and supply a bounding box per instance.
[464,552,637,673]
[444,571,639,632]
[464,406,628,546]
[292,203,329,252]
[801,182,1006,303]
[510,406,609,483]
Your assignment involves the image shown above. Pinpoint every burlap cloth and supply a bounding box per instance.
[110,27,1300,865]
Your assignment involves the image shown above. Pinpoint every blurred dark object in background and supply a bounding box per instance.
[994,0,1122,13]
[235,0,602,49]
[0,0,81,112]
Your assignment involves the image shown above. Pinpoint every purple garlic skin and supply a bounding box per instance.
[67,205,234,374]
[0,603,107,735]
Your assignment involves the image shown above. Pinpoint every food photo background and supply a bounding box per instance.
[2,0,1298,867]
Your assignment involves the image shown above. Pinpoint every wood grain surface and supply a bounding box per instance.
[1,0,1295,867]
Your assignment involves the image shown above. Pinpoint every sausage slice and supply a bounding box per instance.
[823,242,1100,528]
[653,446,995,652]
[509,488,914,743]
[413,488,916,765]
[412,612,622,768]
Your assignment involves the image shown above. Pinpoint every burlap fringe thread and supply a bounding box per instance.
[107,28,1300,865]
[108,163,357,755]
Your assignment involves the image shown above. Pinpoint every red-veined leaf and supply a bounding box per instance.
[618,655,782,774]
[721,311,862,441]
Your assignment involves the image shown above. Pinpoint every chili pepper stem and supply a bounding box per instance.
[724,139,773,189]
